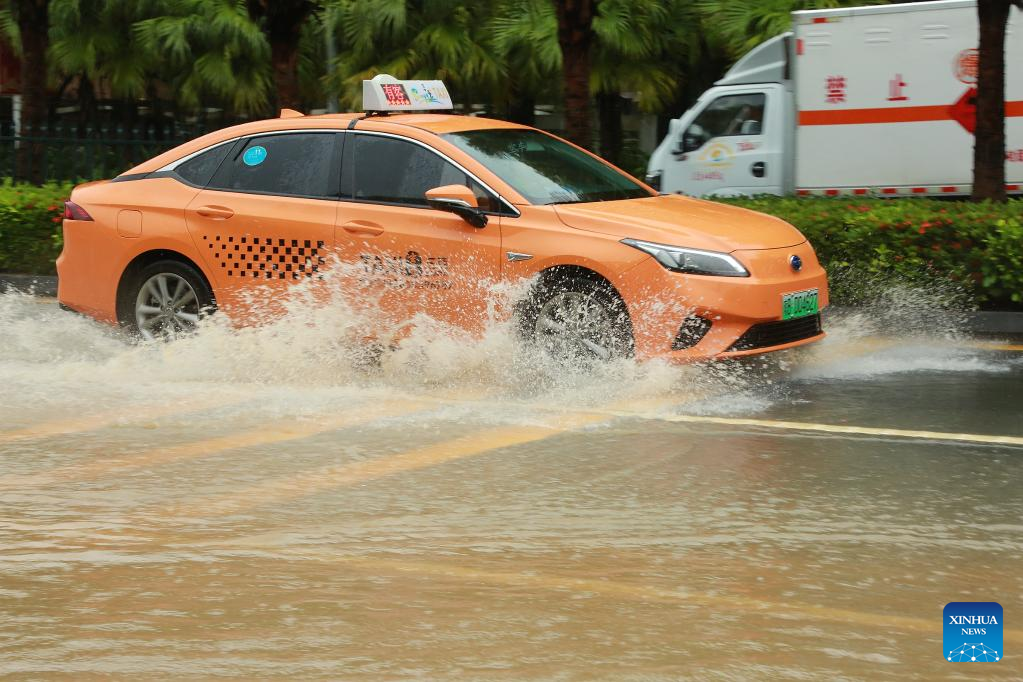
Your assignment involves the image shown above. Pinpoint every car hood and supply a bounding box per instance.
[552,195,806,252]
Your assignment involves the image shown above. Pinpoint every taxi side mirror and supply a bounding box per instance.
[425,185,488,229]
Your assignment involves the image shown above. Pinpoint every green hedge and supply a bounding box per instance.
[0,181,73,275]
[0,182,1020,309]
[718,197,1023,310]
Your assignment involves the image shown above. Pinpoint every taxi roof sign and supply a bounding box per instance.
[362,74,452,112]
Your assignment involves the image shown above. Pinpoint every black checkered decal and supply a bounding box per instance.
[203,235,326,280]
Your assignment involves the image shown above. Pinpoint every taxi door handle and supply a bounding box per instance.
[196,205,234,220]
[340,220,384,237]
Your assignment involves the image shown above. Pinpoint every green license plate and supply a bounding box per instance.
[782,288,819,320]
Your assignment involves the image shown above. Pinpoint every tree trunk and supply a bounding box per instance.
[972,0,1012,202]
[15,0,49,184]
[248,0,314,115]
[77,75,97,135]
[507,84,536,126]
[597,91,623,166]
[555,0,595,149]
[269,38,303,113]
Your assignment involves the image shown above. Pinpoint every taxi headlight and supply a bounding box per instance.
[622,238,749,277]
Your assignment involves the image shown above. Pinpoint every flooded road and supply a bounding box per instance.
[1,291,1022,679]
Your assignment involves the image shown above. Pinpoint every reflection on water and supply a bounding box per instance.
[1,278,1020,679]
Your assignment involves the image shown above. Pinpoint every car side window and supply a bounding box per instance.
[682,93,766,152]
[345,134,501,212]
[174,142,234,187]
[209,133,339,198]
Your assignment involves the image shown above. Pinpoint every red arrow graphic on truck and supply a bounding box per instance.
[948,88,976,134]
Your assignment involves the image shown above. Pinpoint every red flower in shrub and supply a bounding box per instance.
[51,216,61,223]
[47,205,58,211]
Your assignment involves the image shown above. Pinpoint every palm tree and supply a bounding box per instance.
[973,0,1022,202]
[554,0,596,148]
[49,0,155,127]
[324,0,501,113]
[246,0,316,112]
[488,0,561,125]
[591,0,691,165]
[694,0,880,59]
[2,0,49,181]
[133,0,272,115]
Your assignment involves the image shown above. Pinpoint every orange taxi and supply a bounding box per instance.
[57,75,828,362]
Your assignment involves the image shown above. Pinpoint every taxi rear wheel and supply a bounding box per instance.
[125,260,214,341]
[521,276,633,361]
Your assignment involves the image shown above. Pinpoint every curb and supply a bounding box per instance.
[967,311,1023,336]
[3,273,1022,336]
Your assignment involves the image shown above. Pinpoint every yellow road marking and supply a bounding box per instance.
[175,411,610,517]
[0,400,432,487]
[0,396,246,444]
[800,337,899,367]
[968,341,1023,352]
[365,558,1023,643]
[201,547,1023,644]
[646,414,1023,447]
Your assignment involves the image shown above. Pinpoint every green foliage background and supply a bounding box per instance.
[0,0,877,120]
[0,182,72,274]
[721,197,1023,309]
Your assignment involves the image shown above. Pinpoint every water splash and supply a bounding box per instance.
[0,268,1007,430]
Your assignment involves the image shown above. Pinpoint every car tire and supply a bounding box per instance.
[518,275,634,361]
[124,260,215,341]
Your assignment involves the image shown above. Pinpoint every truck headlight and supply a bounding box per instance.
[644,170,662,192]
[622,238,749,277]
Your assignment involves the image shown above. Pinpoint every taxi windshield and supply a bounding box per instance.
[443,129,652,205]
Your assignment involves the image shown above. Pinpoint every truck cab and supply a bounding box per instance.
[647,34,794,197]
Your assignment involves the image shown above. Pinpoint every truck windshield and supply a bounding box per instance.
[443,129,652,205]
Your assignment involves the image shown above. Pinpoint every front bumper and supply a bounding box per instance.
[617,241,829,363]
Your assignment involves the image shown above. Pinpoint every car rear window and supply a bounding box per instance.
[209,133,339,198]
[174,142,234,187]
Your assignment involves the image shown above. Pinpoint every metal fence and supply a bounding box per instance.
[0,122,217,183]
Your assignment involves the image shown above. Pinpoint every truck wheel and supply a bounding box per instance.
[126,260,215,341]
[519,276,633,361]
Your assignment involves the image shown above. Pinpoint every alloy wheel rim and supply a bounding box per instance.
[534,292,615,361]
[134,273,200,341]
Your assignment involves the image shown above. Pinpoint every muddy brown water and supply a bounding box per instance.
[1,292,1021,679]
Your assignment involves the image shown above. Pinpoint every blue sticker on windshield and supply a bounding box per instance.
[242,145,267,166]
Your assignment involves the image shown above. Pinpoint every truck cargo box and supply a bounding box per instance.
[794,0,1022,195]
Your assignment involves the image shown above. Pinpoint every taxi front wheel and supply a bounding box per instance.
[520,276,634,361]
[125,260,215,341]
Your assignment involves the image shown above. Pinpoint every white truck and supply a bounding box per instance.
[646,0,1022,197]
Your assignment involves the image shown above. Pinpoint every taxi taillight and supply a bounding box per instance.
[63,201,93,221]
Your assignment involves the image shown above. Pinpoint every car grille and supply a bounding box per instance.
[727,314,822,352]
